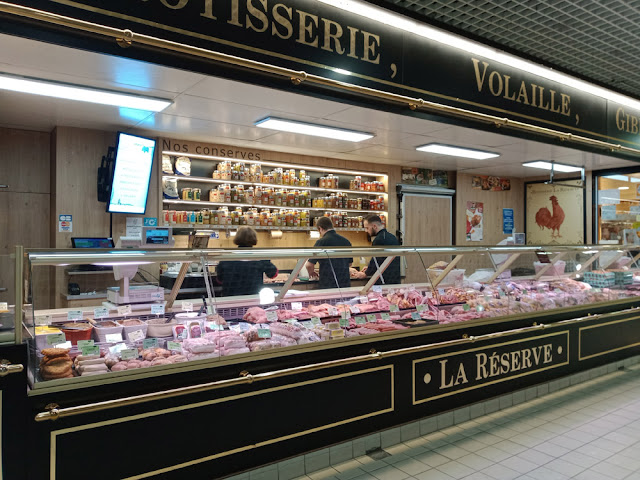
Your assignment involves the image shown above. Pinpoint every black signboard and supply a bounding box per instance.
[1,0,639,149]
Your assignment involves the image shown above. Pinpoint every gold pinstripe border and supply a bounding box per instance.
[412,331,569,405]
[45,0,633,146]
[49,364,394,480]
[579,315,640,361]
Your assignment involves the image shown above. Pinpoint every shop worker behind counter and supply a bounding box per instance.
[354,215,401,285]
[216,226,278,296]
[306,217,352,289]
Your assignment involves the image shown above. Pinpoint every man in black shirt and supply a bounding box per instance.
[355,214,401,285]
[306,217,352,289]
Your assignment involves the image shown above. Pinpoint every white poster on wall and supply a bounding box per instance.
[126,217,143,237]
[58,214,72,233]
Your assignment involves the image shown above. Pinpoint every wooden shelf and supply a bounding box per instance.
[165,224,365,232]
[163,199,387,215]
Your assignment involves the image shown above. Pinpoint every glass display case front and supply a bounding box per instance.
[24,244,640,388]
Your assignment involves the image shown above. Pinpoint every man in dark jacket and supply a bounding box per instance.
[306,217,352,289]
[355,214,401,285]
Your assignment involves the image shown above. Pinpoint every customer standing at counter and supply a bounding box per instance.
[306,217,352,289]
[355,214,401,285]
[216,226,278,296]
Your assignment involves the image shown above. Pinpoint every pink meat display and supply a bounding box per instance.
[243,307,268,323]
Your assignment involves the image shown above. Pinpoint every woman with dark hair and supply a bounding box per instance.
[216,226,278,296]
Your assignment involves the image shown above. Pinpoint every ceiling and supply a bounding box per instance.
[0,30,637,178]
[375,0,640,99]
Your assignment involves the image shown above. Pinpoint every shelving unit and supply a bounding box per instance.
[163,199,387,214]
[164,223,365,232]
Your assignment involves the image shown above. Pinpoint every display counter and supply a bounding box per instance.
[12,244,640,479]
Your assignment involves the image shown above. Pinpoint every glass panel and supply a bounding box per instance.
[597,173,640,245]
[0,253,16,345]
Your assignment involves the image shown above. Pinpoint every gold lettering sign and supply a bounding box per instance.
[471,58,571,117]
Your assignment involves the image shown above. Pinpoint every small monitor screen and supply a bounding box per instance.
[71,238,115,248]
[145,228,169,245]
[107,132,156,214]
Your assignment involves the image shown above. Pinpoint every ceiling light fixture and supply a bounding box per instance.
[522,161,583,173]
[0,73,172,112]
[604,175,630,182]
[255,117,374,142]
[320,0,640,111]
[416,143,499,159]
[619,186,630,190]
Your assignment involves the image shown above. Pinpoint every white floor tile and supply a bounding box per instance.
[456,453,494,471]
[414,468,456,480]
[434,460,475,479]
[480,463,521,480]
[475,446,512,463]
[499,456,539,475]
[523,466,570,480]
[391,458,431,476]
[544,458,586,477]
[588,461,633,480]
[369,464,410,480]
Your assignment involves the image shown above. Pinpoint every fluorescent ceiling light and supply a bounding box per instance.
[522,161,583,173]
[631,177,640,183]
[416,143,499,159]
[604,175,630,182]
[619,186,630,190]
[0,73,172,112]
[320,0,640,111]
[255,117,373,142]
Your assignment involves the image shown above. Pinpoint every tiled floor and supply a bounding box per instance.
[293,363,640,480]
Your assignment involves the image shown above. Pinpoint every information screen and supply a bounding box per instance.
[107,132,156,214]
[145,228,170,244]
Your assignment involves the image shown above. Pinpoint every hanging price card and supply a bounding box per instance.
[143,338,159,349]
[372,285,382,293]
[311,317,322,325]
[291,302,303,311]
[0,302,7,313]
[266,310,279,322]
[109,343,127,354]
[258,328,272,338]
[93,307,109,319]
[46,333,66,346]
[328,307,339,316]
[416,305,427,312]
[181,301,193,312]
[67,310,83,321]
[120,349,138,360]
[366,314,377,323]
[411,312,421,320]
[301,321,314,329]
[117,305,132,316]
[151,304,165,315]
[341,310,351,319]
[81,345,100,356]
[350,305,361,314]
[438,288,445,295]
[77,340,94,349]
[476,305,485,312]
[167,341,182,352]
[128,329,146,342]
[55,341,72,349]
[380,313,390,321]
[355,316,366,325]
[389,304,399,312]
[339,318,349,327]
[463,304,470,312]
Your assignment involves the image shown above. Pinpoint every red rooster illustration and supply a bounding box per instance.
[535,195,566,238]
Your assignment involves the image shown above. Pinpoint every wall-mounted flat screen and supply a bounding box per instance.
[107,132,156,214]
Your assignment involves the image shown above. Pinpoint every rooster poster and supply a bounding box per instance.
[466,201,484,241]
[526,180,584,245]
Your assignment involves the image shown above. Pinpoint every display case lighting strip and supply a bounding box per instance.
[162,175,388,196]
[163,199,387,214]
[161,151,387,178]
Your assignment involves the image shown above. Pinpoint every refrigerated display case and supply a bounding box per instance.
[16,244,640,479]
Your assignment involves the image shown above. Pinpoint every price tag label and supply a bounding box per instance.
[301,321,314,329]
[46,333,66,346]
[463,304,470,312]
[117,305,132,316]
[416,304,427,313]
[438,288,445,295]
[411,312,421,320]
[258,328,272,339]
[291,302,303,311]
[167,341,182,352]
[143,338,159,349]
[151,304,165,315]
[355,316,366,325]
[389,304,399,313]
[55,341,72,349]
[0,302,7,313]
[499,290,506,298]
[206,304,217,315]
[120,348,138,360]
[206,321,224,331]
[311,317,322,326]
[93,307,109,319]
[339,318,349,328]
[266,310,279,322]
[372,285,382,293]
[105,333,123,343]
[128,329,146,342]
[328,307,339,316]
[77,340,94,349]
[229,324,242,333]
[425,291,433,298]
[350,305,361,314]
[380,313,390,321]
[109,343,127,354]
[81,345,100,356]
[476,305,485,312]
[523,289,528,295]
[181,301,193,312]
[35,315,50,325]
[366,314,377,323]
[341,310,351,320]
[67,310,83,321]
